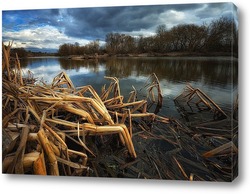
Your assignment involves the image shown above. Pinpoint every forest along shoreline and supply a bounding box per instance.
[66,51,237,60]
[13,50,238,60]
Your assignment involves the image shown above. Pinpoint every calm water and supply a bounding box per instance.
[20,56,238,118]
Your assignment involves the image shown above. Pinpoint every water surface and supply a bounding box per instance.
[21,56,238,118]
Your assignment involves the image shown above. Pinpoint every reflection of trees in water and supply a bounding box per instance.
[59,58,106,73]
[19,58,29,68]
[21,58,59,69]
[23,57,238,88]
[105,57,238,87]
[199,60,238,87]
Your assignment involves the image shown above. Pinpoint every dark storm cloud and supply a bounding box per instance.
[195,3,233,19]
[166,3,203,11]
[2,8,62,31]
[63,4,205,40]
[3,3,233,40]
[63,6,166,39]
[2,2,237,50]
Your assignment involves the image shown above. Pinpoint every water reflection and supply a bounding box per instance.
[21,57,106,83]
[21,56,238,117]
[22,57,238,87]
[58,58,102,73]
[104,57,238,88]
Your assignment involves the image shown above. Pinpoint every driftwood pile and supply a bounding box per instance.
[2,42,238,181]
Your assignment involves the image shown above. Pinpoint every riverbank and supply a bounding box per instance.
[66,51,237,60]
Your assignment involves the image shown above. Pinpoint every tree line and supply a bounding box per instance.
[9,48,56,58]
[58,17,238,57]
[58,40,103,56]
[12,16,238,58]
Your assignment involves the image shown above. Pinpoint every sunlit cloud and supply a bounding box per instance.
[3,25,91,50]
[22,63,106,83]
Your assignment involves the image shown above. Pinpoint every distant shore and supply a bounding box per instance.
[66,51,238,60]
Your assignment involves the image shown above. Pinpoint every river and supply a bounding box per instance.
[20,56,238,119]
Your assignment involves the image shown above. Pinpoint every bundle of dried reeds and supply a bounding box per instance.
[2,42,238,181]
[2,42,168,176]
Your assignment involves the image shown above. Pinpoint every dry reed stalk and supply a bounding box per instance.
[28,95,114,124]
[37,128,59,176]
[43,118,86,157]
[60,104,95,124]
[46,117,78,128]
[127,86,137,103]
[120,109,132,137]
[2,42,13,81]
[52,71,75,90]
[2,129,19,158]
[27,133,38,141]
[143,73,163,108]
[196,92,213,109]
[33,151,47,175]
[113,156,151,179]
[49,140,61,156]
[77,122,96,156]
[85,98,114,124]
[3,108,21,128]
[189,173,194,181]
[127,109,132,137]
[107,100,145,109]
[101,83,113,101]
[56,156,88,170]
[28,106,67,149]
[196,88,227,117]
[68,149,88,166]
[173,156,188,179]
[82,123,136,158]
[44,125,69,160]
[152,73,163,107]
[203,141,238,158]
[3,152,40,173]
[138,124,178,146]
[15,53,23,85]
[104,76,122,101]
[76,85,105,107]
[108,111,155,119]
[186,84,228,118]
[6,126,30,174]
[103,96,124,106]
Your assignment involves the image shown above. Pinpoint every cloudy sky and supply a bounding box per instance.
[2,2,238,52]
